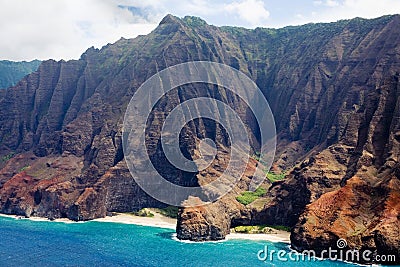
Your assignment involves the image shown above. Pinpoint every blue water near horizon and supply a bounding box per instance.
[0,216,363,266]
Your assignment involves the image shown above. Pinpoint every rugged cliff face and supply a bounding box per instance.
[0,14,399,263]
[289,76,400,264]
[0,14,263,220]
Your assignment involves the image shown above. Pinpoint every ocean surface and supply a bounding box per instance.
[0,215,361,267]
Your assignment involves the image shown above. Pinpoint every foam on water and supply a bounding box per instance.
[0,215,364,266]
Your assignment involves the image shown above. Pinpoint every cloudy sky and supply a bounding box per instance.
[1,0,399,61]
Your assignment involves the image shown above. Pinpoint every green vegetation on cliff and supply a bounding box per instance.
[0,60,41,89]
[236,187,267,205]
[1,152,15,162]
[233,225,291,233]
[131,208,154,217]
[157,206,179,219]
[266,172,285,183]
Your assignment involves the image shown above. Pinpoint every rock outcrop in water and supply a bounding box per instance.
[0,14,399,264]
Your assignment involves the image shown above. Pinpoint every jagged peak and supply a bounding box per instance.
[159,14,181,25]
[80,46,100,60]
[158,14,209,28]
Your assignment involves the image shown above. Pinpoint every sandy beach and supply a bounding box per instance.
[226,232,290,243]
[1,212,290,243]
[97,213,291,243]
[0,213,81,223]
[93,212,177,229]
[0,212,176,228]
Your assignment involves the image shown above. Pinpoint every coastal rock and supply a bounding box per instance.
[291,174,400,264]
[177,201,231,241]
[290,76,400,264]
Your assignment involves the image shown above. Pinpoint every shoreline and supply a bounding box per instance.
[0,213,81,223]
[0,212,290,243]
[93,212,177,229]
[226,232,290,243]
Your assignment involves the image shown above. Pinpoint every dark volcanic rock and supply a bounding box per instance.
[176,158,260,241]
[0,15,399,262]
[289,76,400,264]
[177,201,231,241]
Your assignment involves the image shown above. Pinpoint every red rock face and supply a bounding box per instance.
[291,175,400,264]
[285,75,400,264]
[0,14,399,264]
[0,172,36,214]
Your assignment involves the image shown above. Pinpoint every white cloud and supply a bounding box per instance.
[122,0,271,26]
[0,0,157,61]
[313,0,339,7]
[295,14,305,20]
[224,0,270,26]
[325,0,339,7]
[340,0,400,17]
[292,0,400,26]
[0,0,398,61]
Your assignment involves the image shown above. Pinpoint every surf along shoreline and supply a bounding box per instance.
[0,211,290,243]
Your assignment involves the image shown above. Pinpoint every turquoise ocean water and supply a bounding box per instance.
[0,216,361,266]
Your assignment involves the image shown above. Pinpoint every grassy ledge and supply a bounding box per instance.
[236,187,267,205]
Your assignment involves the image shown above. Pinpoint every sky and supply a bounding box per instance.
[0,0,399,61]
